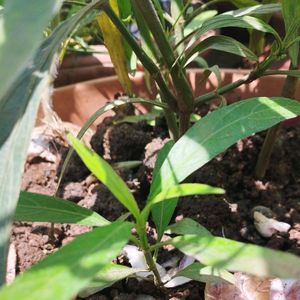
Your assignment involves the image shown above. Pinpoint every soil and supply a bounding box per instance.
[12,109,300,299]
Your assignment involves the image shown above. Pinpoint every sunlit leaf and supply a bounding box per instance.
[79,264,143,297]
[0,222,132,300]
[172,234,300,279]
[15,191,109,226]
[150,98,300,233]
[68,134,140,220]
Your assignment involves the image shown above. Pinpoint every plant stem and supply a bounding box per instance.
[135,222,163,286]
[254,61,300,179]
[195,56,277,106]
[132,0,195,136]
[102,4,180,139]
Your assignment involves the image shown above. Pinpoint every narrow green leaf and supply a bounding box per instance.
[56,97,167,191]
[184,35,258,65]
[0,0,62,101]
[68,134,140,220]
[149,140,175,199]
[15,191,109,227]
[132,1,159,60]
[152,97,300,196]
[264,69,300,78]
[0,222,133,300]
[149,140,175,240]
[176,263,235,284]
[79,264,143,298]
[179,14,281,52]
[150,98,300,230]
[282,0,300,66]
[172,234,300,279]
[149,183,225,206]
[231,0,259,8]
[144,184,224,221]
[184,10,217,36]
[112,160,142,170]
[224,3,281,17]
[0,0,107,284]
[167,218,212,237]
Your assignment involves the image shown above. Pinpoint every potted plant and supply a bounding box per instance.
[1,1,300,299]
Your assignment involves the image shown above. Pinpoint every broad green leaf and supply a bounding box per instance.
[79,264,143,297]
[149,140,175,240]
[0,0,62,101]
[15,191,109,226]
[148,184,224,207]
[152,97,300,195]
[282,0,300,66]
[150,98,300,231]
[0,222,132,300]
[0,0,107,283]
[68,134,140,220]
[172,234,300,279]
[167,218,212,236]
[176,263,235,284]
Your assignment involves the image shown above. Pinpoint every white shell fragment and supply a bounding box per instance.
[122,245,193,288]
[122,245,166,279]
[253,211,291,238]
[164,256,194,288]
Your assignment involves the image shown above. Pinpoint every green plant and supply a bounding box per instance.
[2,97,300,300]
[1,0,300,298]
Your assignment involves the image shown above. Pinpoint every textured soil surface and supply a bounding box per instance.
[12,110,300,299]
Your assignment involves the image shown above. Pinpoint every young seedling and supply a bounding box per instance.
[2,97,300,300]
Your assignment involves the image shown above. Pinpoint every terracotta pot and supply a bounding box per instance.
[51,69,300,129]
[54,45,115,87]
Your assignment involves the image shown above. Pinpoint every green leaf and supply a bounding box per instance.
[56,97,167,191]
[184,10,218,36]
[172,234,300,279]
[15,191,109,227]
[148,183,224,207]
[149,140,175,240]
[264,69,300,78]
[231,0,259,8]
[167,218,212,236]
[179,14,281,52]
[79,264,143,298]
[132,1,159,60]
[0,0,62,101]
[176,263,235,284]
[68,134,140,220]
[0,0,107,284]
[0,221,133,300]
[224,3,281,17]
[150,98,300,231]
[282,0,300,66]
[184,35,258,65]
[143,184,224,221]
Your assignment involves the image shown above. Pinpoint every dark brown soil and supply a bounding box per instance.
[13,114,300,299]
